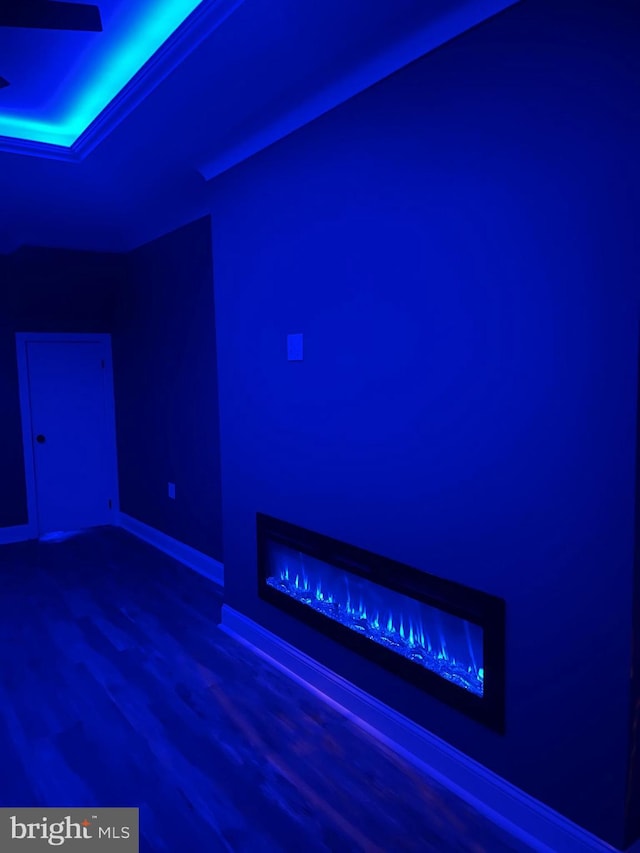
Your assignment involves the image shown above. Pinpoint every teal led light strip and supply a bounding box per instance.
[0,0,203,147]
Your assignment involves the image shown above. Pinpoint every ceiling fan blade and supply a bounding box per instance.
[0,2,103,32]
[0,76,9,89]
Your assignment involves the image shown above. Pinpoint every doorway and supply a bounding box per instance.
[16,333,119,539]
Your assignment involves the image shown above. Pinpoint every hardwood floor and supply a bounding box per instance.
[0,527,531,852]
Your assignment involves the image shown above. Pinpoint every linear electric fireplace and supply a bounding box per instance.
[257,514,506,732]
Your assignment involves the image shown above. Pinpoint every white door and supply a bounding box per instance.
[25,339,116,536]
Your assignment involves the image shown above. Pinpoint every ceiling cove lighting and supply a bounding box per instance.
[0,0,205,147]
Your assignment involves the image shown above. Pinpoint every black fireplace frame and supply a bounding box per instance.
[257,513,506,733]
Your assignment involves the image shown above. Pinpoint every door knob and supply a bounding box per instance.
[35,434,46,444]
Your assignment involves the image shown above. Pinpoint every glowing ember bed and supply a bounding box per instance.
[257,513,506,732]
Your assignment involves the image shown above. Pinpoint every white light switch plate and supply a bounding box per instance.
[168,482,176,500]
[287,333,303,361]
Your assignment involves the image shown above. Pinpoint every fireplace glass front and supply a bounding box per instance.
[266,540,484,696]
[257,514,506,731]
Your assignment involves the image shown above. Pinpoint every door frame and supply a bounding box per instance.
[16,332,120,538]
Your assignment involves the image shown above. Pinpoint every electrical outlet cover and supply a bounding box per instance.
[287,333,303,361]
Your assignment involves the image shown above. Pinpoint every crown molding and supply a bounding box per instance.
[0,0,519,169]
[198,0,520,182]
[0,135,79,161]
[0,0,247,161]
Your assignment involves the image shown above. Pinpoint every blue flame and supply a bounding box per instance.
[266,544,484,697]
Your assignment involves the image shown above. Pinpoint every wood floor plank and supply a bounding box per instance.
[0,528,531,852]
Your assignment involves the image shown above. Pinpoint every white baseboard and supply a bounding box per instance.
[220,605,620,853]
[116,512,224,588]
[0,524,33,545]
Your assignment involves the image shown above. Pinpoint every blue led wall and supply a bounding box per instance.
[112,217,223,562]
[211,0,640,847]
